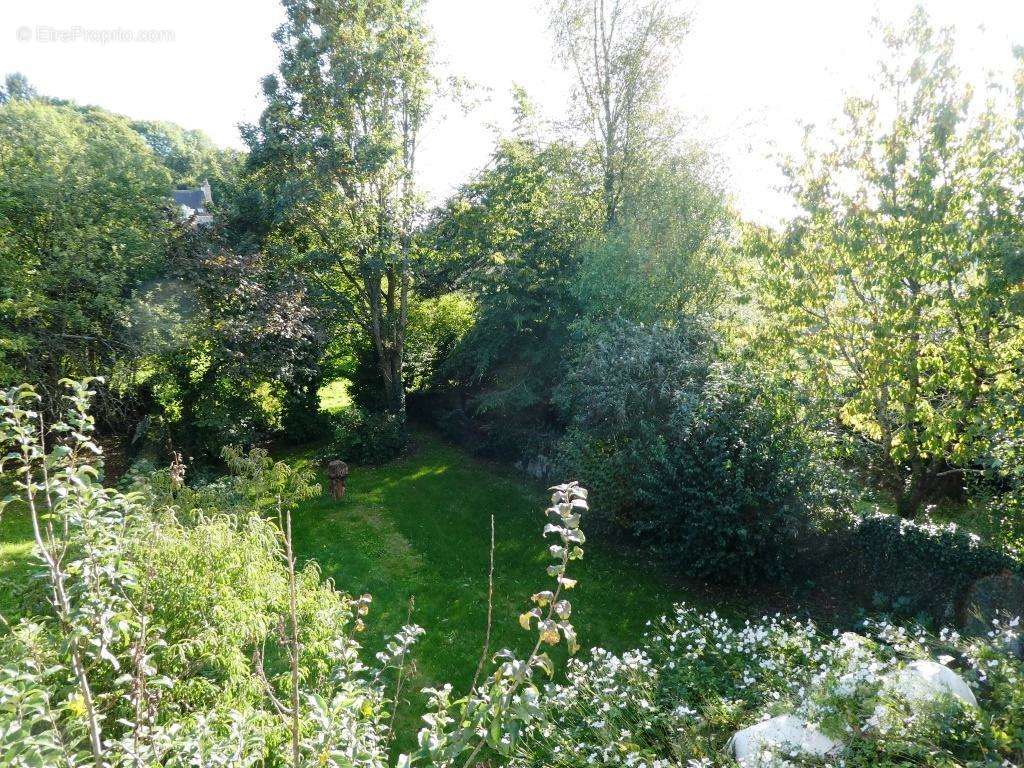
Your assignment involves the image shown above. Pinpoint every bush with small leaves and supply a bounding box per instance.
[0,380,420,767]
[514,605,1024,767]
[325,407,408,466]
[556,318,830,586]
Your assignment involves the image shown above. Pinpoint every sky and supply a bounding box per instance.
[1,0,1022,224]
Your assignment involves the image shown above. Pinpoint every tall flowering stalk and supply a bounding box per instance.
[402,482,589,768]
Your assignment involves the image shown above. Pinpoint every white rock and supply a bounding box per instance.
[730,714,841,766]
[888,660,978,708]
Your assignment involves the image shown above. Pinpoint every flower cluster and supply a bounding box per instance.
[513,605,1024,767]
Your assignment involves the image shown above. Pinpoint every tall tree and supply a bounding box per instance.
[0,72,36,104]
[0,100,173,422]
[754,11,1024,518]
[428,137,601,456]
[548,0,688,226]
[244,0,432,417]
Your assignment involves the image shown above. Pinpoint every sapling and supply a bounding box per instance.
[402,482,589,768]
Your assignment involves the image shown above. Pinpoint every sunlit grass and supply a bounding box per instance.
[318,379,351,413]
[285,429,732,751]
[0,428,739,753]
[0,501,35,620]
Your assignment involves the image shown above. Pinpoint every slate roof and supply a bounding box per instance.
[172,187,209,211]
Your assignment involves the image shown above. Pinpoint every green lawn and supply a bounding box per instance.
[0,428,741,748]
[287,430,742,745]
[0,499,35,621]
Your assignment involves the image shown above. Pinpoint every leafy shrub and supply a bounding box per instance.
[818,512,1019,626]
[556,319,829,585]
[515,605,1024,767]
[279,377,336,443]
[403,293,476,394]
[1,378,596,768]
[324,407,407,465]
[0,380,414,767]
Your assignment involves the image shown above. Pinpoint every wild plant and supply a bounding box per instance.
[401,482,589,768]
[0,380,423,767]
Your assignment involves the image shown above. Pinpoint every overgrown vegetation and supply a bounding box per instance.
[3,1,1024,765]
[516,606,1024,767]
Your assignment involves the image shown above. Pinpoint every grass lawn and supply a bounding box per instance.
[0,428,744,750]
[0,500,34,621]
[287,429,743,747]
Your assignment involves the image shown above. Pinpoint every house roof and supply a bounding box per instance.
[172,187,208,211]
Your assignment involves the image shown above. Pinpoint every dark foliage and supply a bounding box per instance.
[556,319,828,586]
[323,407,407,466]
[814,513,1019,626]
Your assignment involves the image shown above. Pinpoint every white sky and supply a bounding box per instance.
[1,0,1022,224]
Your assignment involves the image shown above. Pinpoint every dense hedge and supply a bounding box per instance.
[815,512,1019,626]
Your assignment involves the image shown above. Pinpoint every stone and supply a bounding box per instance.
[960,570,1024,657]
[729,714,841,766]
[887,660,978,709]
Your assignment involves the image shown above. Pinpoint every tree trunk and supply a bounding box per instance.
[895,462,933,520]
[376,346,405,419]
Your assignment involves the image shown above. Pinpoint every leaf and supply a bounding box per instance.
[538,620,560,645]
[532,652,554,677]
[531,590,554,606]
[519,609,540,631]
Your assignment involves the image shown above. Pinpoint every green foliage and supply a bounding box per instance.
[820,512,1017,625]
[403,294,476,394]
[556,319,829,585]
[752,10,1024,519]
[245,0,434,416]
[325,408,407,466]
[574,152,730,328]
[516,606,1024,767]
[430,137,601,457]
[0,99,173,414]
[135,243,322,461]
[130,119,244,198]
[0,73,36,104]
[0,380,409,766]
[547,0,690,225]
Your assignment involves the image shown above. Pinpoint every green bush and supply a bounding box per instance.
[556,319,828,586]
[515,605,1024,767]
[818,512,1018,626]
[0,381,405,766]
[325,407,407,465]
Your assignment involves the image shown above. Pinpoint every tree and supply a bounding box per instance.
[548,0,689,226]
[0,99,174,422]
[136,227,323,460]
[244,0,433,418]
[574,149,729,327]
[0,72,37,104]
[427,137,601,456]
[130,119,244,200]
[754,11,1024,518]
